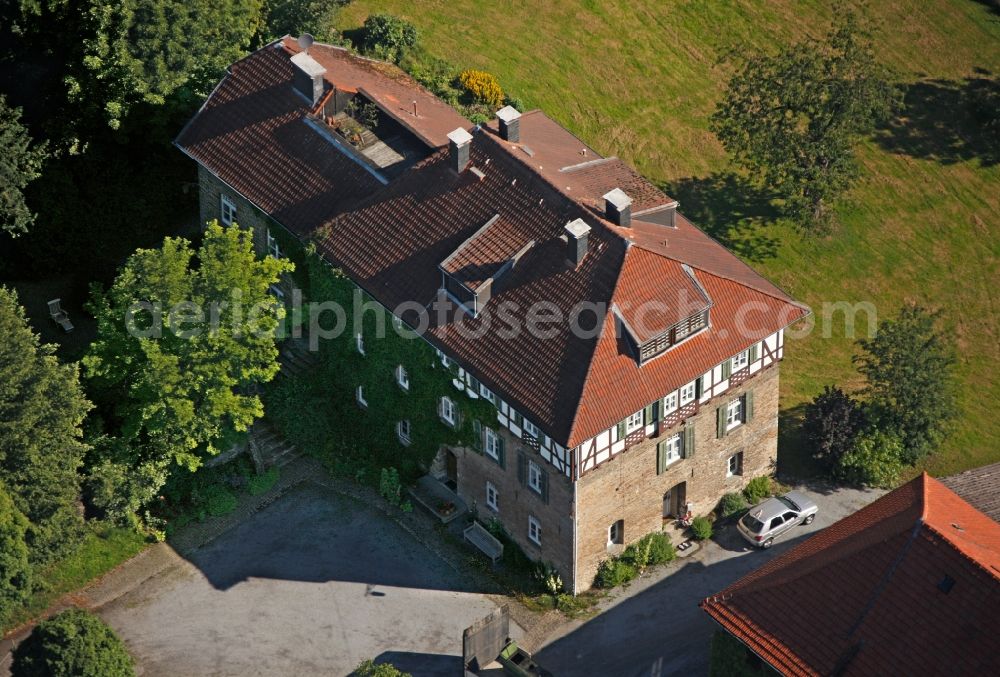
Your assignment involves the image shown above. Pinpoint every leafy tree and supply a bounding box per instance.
[10,608,134,677]
[0,95,48,236]
[357,13,417,63]
[83,223,291,517]
[0,483,32,623]
[837,428,904,489]
[262,0,349,42]
[804,385,865,472]
[710,7,897,227]
[853,304,956,462]
[0,287,89,564]
[354,659,411,677]
[16,0,264,130]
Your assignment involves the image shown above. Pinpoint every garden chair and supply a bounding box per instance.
[47,298,74,333]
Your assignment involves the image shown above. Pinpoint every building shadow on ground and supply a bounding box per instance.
[535,529,817,677]
[663,173,783,263]
[368,650,463,677]
[182,482,495,594]
[875,72,1000,167]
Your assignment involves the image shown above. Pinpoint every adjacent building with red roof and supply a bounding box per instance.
[177,38,808,591]
[701,473,1000,675]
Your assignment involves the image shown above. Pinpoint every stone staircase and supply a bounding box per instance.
[249,420,300,471]
[277,336,318,379]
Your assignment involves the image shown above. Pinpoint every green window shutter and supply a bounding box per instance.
[744,390,755,422]
[684,424,695,459]
[513,411,523,427]
[716,406,727,438]
[616,421,626,441]
[473,420,483,450]
[643,403,655,425]
[540,470,549,504]
[721,360,731,380]
[749,343,759,362]
[656,440,667,475]
[497,436,506,469]
[517,450,527,486]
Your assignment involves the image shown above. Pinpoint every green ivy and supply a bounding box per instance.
[264,251,496,486]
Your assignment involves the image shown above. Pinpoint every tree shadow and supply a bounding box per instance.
[875,72,1000,166]
[663,172,782,263]
[971,0,1000,16]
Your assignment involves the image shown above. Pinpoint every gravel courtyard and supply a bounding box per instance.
[96,483,500,677]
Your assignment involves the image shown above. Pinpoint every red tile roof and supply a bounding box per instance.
[178,46,807,449]
[701,474,1000,677]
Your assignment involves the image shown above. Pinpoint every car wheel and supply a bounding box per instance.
[762,538,774,549]
[803,514,815,525]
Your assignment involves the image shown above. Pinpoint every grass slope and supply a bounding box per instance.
[342,0,1000,477]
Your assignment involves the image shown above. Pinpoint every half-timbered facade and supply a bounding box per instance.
[177,37,808,592]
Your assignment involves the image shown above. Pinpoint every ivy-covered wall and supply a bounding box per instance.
[263,251,496,484]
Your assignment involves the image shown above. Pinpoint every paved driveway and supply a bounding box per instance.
[97,483,499,677]
[534,484,884,677]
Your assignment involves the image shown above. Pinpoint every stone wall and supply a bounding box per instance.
[197,165,296,296]
[573,364,780,591]
[453,425,576,587]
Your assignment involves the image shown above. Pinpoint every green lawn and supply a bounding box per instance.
[342,0,1000,477]
[1,524,148,634]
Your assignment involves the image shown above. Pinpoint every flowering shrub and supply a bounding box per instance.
[459,69,505,108]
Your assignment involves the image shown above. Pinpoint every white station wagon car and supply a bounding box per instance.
[737,491,819,549]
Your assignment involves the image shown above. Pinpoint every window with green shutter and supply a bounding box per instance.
[473,420,483,450]
[721,359,731,380]
[644,402,657,425]
[744,390,755,422]
[616,420,626,441]
[684,424,695,458]
[656,440,667,475]
[517,450,527,486]
[716,406,727,438]
[749,343,759,362]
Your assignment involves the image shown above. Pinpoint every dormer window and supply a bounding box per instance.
[636,309,710,363]
[439,214,535,317]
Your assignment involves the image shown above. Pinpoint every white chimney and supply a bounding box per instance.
[447,127,473,173]
[290,51,326,105]
[602,188,632,227]
[496,105,521,143]
[564,218,591,267]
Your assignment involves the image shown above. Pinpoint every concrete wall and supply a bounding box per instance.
[573,364,780,591]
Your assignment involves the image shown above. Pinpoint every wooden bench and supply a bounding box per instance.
[464,521,503,563]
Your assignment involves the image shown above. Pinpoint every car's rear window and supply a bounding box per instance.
[742,515,765,533]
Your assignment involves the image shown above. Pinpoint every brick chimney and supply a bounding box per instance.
[290,51,326,105]
[602,188,632,227]
[564,218,591,267]
[496,105,521,143]
[447,128,473,173]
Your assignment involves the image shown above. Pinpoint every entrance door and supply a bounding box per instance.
[663,482,687,518]
[445,451,458,491]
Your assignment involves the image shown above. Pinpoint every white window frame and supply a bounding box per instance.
[479,383,496,403]
[523,419,540,438]
[663,391,678,414]
[664,433,683,466]
[266,229,282,259]
[220,194,237,226]
[727,452,743,477]
[485,428,501,461]
[397,420,411,446]
[440,396,456,426]
[726,398,743,431]
[355,332,365,355]
[396,365,410,391]
[608,520,622,546]
[625,410,644,434]
[486,481,498,512]
[528,515,542,546]
[528,460,543,494]
[679,381,697,406]
[732,350,749,371]
[356,385,367,409]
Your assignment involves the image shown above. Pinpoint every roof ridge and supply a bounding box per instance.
[563,246,633,449]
